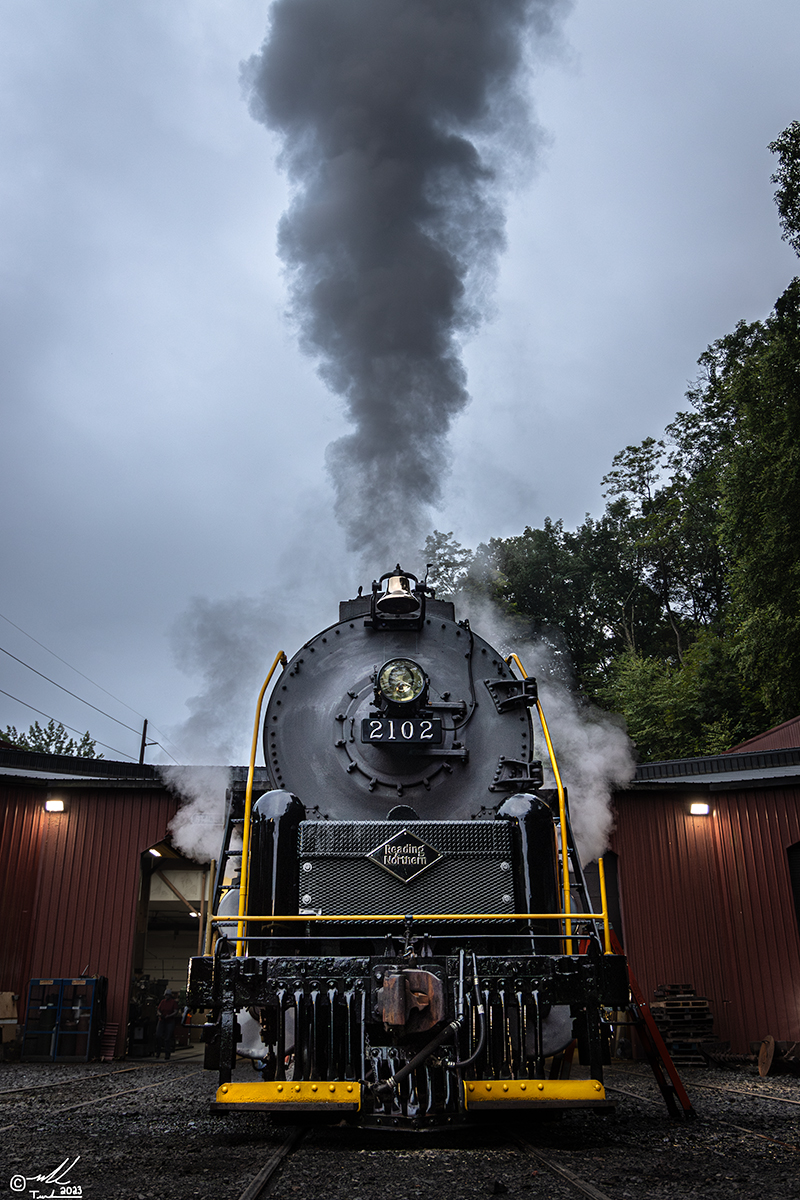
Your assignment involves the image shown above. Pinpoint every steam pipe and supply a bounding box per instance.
[447,953,486,1070]
[372,1019,461,1100]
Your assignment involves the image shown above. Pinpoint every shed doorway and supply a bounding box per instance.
[128,844,213,1057]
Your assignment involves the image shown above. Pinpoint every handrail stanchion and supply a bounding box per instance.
[236,652,287,956]
[598,855,612,954]
[505,653,572,955]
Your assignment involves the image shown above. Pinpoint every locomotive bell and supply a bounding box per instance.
[375,574,419,615]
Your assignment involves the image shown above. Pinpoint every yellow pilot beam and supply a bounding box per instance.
[215,1081,361,1109]
[236,651,287,956]
[464,1078,607,1107]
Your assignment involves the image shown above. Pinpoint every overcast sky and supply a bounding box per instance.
[1,0,798,765]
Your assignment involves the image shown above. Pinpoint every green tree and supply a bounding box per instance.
[421,530,474,598]
[769,119,800,257]
[719,278,800,721]
[598,633,768,761]
[3,719,101,758]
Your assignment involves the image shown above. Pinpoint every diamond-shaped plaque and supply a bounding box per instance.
[367,829,443,883]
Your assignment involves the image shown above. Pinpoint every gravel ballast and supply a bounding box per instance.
[1,1054,798,1199]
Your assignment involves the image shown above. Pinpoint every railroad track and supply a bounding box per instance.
[605,1070,800,1153]
[0,1063,203,1133]
[235,1124,617,1200]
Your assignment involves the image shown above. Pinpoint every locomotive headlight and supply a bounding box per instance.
[377,658,427,706]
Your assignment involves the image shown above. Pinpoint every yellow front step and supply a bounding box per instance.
[213,1080,361,1110]
[464,1078,610,1109]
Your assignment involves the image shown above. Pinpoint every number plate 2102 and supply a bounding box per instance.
[361,717,443,745]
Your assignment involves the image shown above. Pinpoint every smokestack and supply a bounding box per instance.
[242,0,566,559]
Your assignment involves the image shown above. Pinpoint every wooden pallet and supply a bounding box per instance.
[99,1022,119,1062]
[651,985,713,1068]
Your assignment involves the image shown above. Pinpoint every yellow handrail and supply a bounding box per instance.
[597,855,612,954]
[218,910,606,924]
[236,651,287,955]
[505,654,573,953]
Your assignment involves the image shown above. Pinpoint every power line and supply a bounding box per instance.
[0,644,144,734]
[0,688,136,760]
[0,610,187,759]
[0,610,147,719]
[0,688,181,765]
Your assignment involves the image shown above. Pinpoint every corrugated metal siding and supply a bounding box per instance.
[0,786,46,1001]
[613,787,800,1051]
[0,787,181,1058]
[27,789,179,1057]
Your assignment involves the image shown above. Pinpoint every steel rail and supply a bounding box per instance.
[0,1068,205,1132]
[0,1065,145,1097]
[686,1080,800,1107]
[512,1135,614,1200]
[609,1068,800,1108]
[606,1083,799,1152]
[237,1126,307,1200]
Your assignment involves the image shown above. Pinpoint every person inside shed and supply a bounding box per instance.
[155,989,179,1059]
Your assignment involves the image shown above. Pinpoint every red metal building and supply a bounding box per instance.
[613,741,800,1053]
[0,749,179,1058]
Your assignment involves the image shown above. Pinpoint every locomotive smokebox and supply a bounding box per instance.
[263,566,543,821]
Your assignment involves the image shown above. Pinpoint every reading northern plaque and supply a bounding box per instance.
[367,829,443,883]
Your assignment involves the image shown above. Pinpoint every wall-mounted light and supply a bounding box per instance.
[189,911,200,919]
[149,848,162,857]
[690,802,710,816]
[45,798,65,813]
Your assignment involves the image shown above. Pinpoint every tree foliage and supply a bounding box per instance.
[3,719,101,758]
[719,279,800,719]
[770,119,800,257]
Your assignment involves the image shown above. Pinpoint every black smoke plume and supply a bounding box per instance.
[243,0,566,559]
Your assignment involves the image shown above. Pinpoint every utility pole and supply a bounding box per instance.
[139,718,148,765]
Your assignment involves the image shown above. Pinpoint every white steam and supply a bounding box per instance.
[460,596,635,863]
[161,764,231,864]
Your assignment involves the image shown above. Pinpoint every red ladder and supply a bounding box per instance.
[611,932,696,1120]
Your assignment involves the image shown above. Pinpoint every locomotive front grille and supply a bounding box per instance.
[297,820,516,916]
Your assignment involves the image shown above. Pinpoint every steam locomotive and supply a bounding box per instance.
[187,567,628,1127]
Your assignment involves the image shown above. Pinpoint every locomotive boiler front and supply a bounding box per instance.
[262,569,543,820]
[188,567,629,1128]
